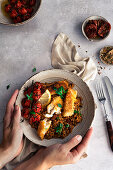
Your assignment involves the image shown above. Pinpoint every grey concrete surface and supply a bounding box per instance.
[0,0,113,170]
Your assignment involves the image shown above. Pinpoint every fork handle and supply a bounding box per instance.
[106,121,113,151]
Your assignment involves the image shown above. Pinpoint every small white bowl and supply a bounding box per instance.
[100,46,113,65]
[0,0,42,26]
[82,16,111,42]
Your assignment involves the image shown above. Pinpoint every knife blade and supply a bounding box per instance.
[104,76,113,109]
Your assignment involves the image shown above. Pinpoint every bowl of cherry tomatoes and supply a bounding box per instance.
[82,16,111,41]
[0,0,42,26]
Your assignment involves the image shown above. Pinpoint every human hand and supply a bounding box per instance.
[14,128,93,170]
[0,90,23,168]
[22,127,92,170]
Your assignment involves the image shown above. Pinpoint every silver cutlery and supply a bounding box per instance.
[96,83,113,151]
[103,76,113,109]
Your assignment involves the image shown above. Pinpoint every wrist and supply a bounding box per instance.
[0,145,10,168]
[31,154,50,170]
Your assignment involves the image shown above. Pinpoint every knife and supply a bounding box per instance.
[103,76,113,151]
[104,76,113,109]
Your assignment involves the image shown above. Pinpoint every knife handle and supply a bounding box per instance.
[106,121,113,151]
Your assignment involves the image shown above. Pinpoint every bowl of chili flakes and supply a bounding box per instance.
[0,0,41,26]
[82,16,111,42]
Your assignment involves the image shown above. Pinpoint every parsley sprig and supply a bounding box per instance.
[30,111,35,115]
[55,123,63,134]
[74,110,82,116]
[53,86,68,99]
[26,92,33,100]
[57,103,62,108]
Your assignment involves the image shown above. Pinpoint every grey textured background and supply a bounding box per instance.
[0,0,113,169]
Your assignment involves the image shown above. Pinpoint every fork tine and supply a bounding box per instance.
[101,86,105,99]
[96,82,106,100]
[96,83,101,99]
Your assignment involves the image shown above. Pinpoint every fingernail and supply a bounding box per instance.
[76,135,82,142]
[15,105,19,111]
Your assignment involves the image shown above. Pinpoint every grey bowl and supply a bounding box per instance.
[0,0,42,26]
[82,15,111,42]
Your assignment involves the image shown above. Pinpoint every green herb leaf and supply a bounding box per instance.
[53,87,57,91]
[56,117,59,120]
[32,67,36,72]
[26,93,33,100]
[30,111,36,115]
[59,123,63,128]
[58,104,62,108]
[74,110,79,114]
[55,123,63,134]
[53,86,67,99]
[65,124,70,128]
[6,84,10,90]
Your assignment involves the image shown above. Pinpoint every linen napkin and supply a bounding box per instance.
[52,33,97,84]
[4,33,97,170]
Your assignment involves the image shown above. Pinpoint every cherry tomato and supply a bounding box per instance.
[32,93,41,101]
[33,89,42,95]
[29,114,40,125]
[15,1,22,8]
[24,87,32,97]
[5,4,11,13]
[22,98,31,108]
[27,7,33,14]
[23,13,31,20]
[9,0,17,4]
[21,108,30,119]
[10,9,18,18]
[21,0,27,5]
[32,102,42,113]
[29,0,36,6]
[33,82,42,90]
[19,8,27,15]
[14,16,22,23]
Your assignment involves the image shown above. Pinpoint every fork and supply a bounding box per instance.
[96,83,113,151]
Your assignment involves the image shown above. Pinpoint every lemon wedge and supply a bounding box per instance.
[39,89,51,108]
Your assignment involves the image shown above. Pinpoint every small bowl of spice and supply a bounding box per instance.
[100,46,113,65]
[82,16,111,41]
[0,0,41,26]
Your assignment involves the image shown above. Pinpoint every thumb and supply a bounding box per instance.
[63,135,82,151]
[13,105,21,127]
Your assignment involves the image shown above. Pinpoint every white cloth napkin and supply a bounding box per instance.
[52,33,97,84]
